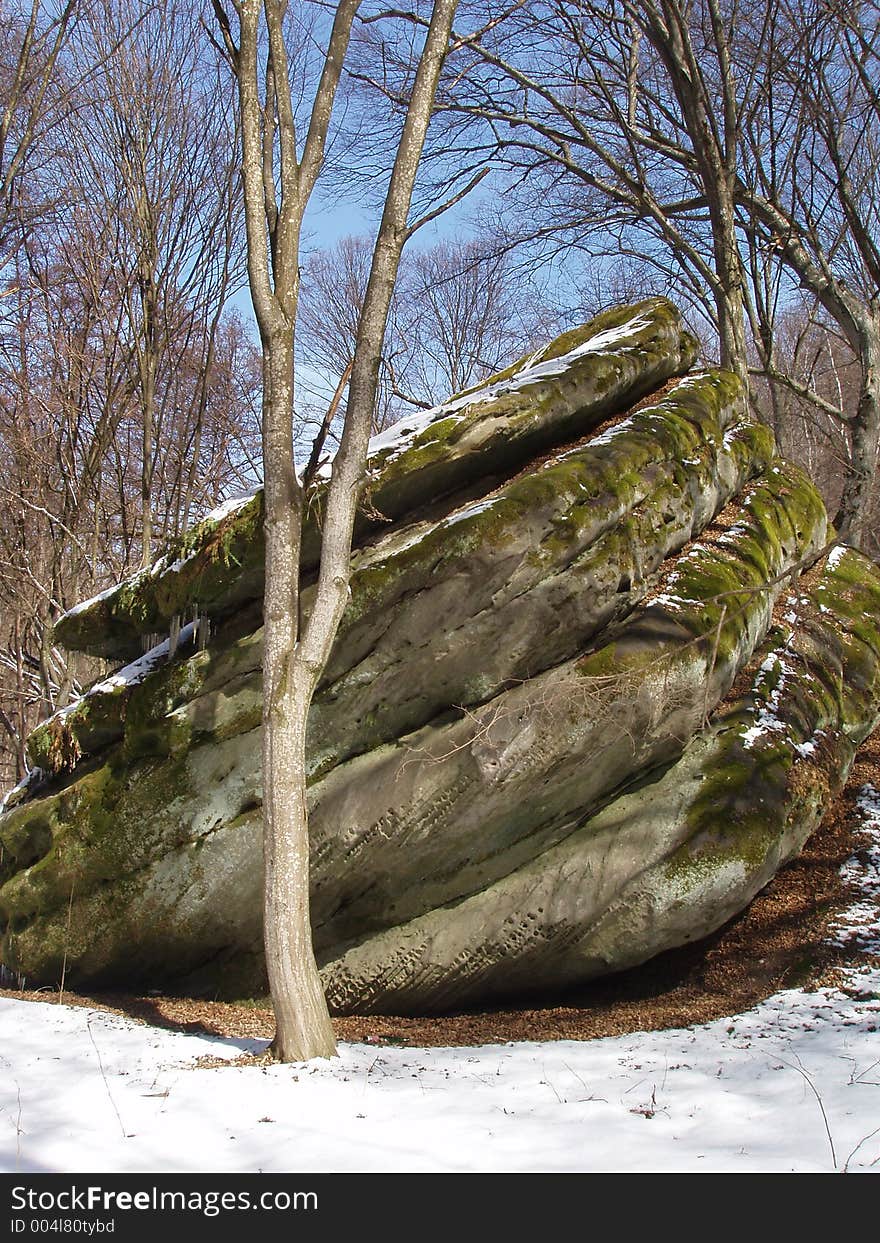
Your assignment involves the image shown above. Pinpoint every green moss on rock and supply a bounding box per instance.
[318,545,880,1013]
[53,299,699,661]
[9,299,880,1011]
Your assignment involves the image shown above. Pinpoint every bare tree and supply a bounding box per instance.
[212,0,459,1062]
[0,2,258,788]
[731,0,880,545]
[296,234,402,426]
[631,1,749,390]
[400,236,558,400]
[0,0,79,261]
[0,221,259,792]
[64,0,246,567]
[418,2,738,358]
[298,230,556,425]
[424,0,880,545]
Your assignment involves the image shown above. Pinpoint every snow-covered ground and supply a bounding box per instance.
[2,796,879,1175]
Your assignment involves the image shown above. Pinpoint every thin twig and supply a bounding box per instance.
[844,1124,880,1173]
[58,880,75,1006]
[15,1082,23,1170]
[302,360,353,492]
[86,1016,127,1141]
[405,167,490,240]
[778,1053,837,1170]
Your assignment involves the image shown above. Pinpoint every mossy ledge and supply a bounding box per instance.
[303,458,826,953]
[0,452,828,996]
[52,298,697,661]
[3,303,879,1010]
[28,369,770,782]
[318,546,880,1014]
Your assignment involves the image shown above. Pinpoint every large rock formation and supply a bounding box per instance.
[2,298,879,1011]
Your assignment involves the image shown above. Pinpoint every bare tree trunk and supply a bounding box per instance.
[742,182,880,550]
[215,0,458,1062]
[140,342,157,568]
[836,311,880,547]
[261,330,337,1059]
[640,0,750,392]
[713,212,749,391]
[227,0,361,1064]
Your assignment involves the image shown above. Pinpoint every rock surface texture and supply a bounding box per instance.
[2,298,879,1011]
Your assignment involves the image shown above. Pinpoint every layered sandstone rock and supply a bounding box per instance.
[2,298,877,1011]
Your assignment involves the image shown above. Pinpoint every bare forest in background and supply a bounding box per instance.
[2,0,879,792]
